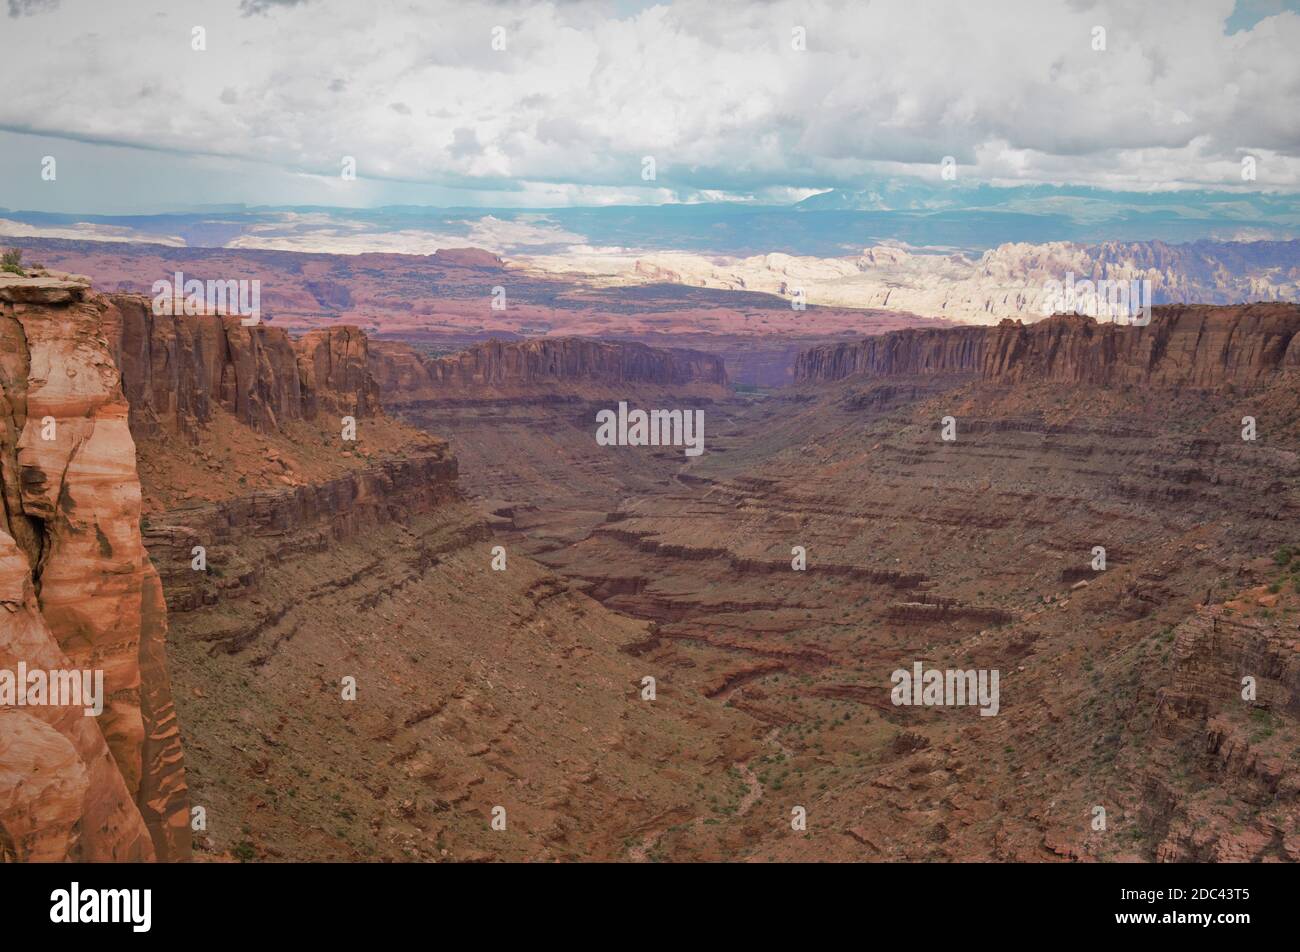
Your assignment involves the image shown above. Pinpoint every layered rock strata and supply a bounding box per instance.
[795,304,1300,390]
[104,294,380,439]
[145,451,460,617]
[370,337,728,404]
[0,274,189,861]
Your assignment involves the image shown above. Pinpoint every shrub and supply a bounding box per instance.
[1,247,22,276]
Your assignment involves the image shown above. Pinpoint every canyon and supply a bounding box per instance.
[2,259,1297,862]
[12,235,1297,390]
[3,237,948,388]
[380,304,1299,862]
[3,272,754,861]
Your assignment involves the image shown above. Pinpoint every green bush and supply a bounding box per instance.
[1,248,22,274]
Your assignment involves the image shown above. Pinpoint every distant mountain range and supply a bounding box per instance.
[796,181,1300,225]
[522,238,1300,325]
[6,228,1297,333]
[2,184,1298,261]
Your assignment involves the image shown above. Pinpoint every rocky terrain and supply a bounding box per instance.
[2,237,947,387]
[4,261,1296,863]
[2,278,756,862]
[521,239,1300,325]
[381,302,1299,862]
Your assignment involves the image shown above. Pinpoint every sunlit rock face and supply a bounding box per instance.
[0,274,189,862]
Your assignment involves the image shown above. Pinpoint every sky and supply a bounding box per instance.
[1,0,1299,215]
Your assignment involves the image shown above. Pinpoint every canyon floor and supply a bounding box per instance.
[382,374,1299,862]
[167,339,1300,863]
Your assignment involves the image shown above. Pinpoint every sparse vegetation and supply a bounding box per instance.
[1,247,23,276]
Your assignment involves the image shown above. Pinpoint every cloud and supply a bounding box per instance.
[216,210,586,255]
[7,0,58,17]
[0,0,1298,202]
[448,127,481,160]
[239,0,312,16]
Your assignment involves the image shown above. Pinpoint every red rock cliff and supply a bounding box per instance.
[0,273,190,861]
[795,303,1300,389]
[104,294,380,439]
[292,326,382,420]
[370,337,729,404]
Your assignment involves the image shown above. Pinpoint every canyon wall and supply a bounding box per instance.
[94,288,748,863]
[293,326,381,420]
[86,294,465,619]
[0,274,189,861]
[104,294,380,439]
[3,276,467,861]
[146,450,461,620]
[796,303,1300,390]
[370,337,728,404]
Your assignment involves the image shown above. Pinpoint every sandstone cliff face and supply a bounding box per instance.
[292,326,381,420]
[795,325,989,382]
[104,294,379,439]
[370,337,728,404]
[0,530,155,862]
[796,303,1300,390]
[0,274,189,861]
